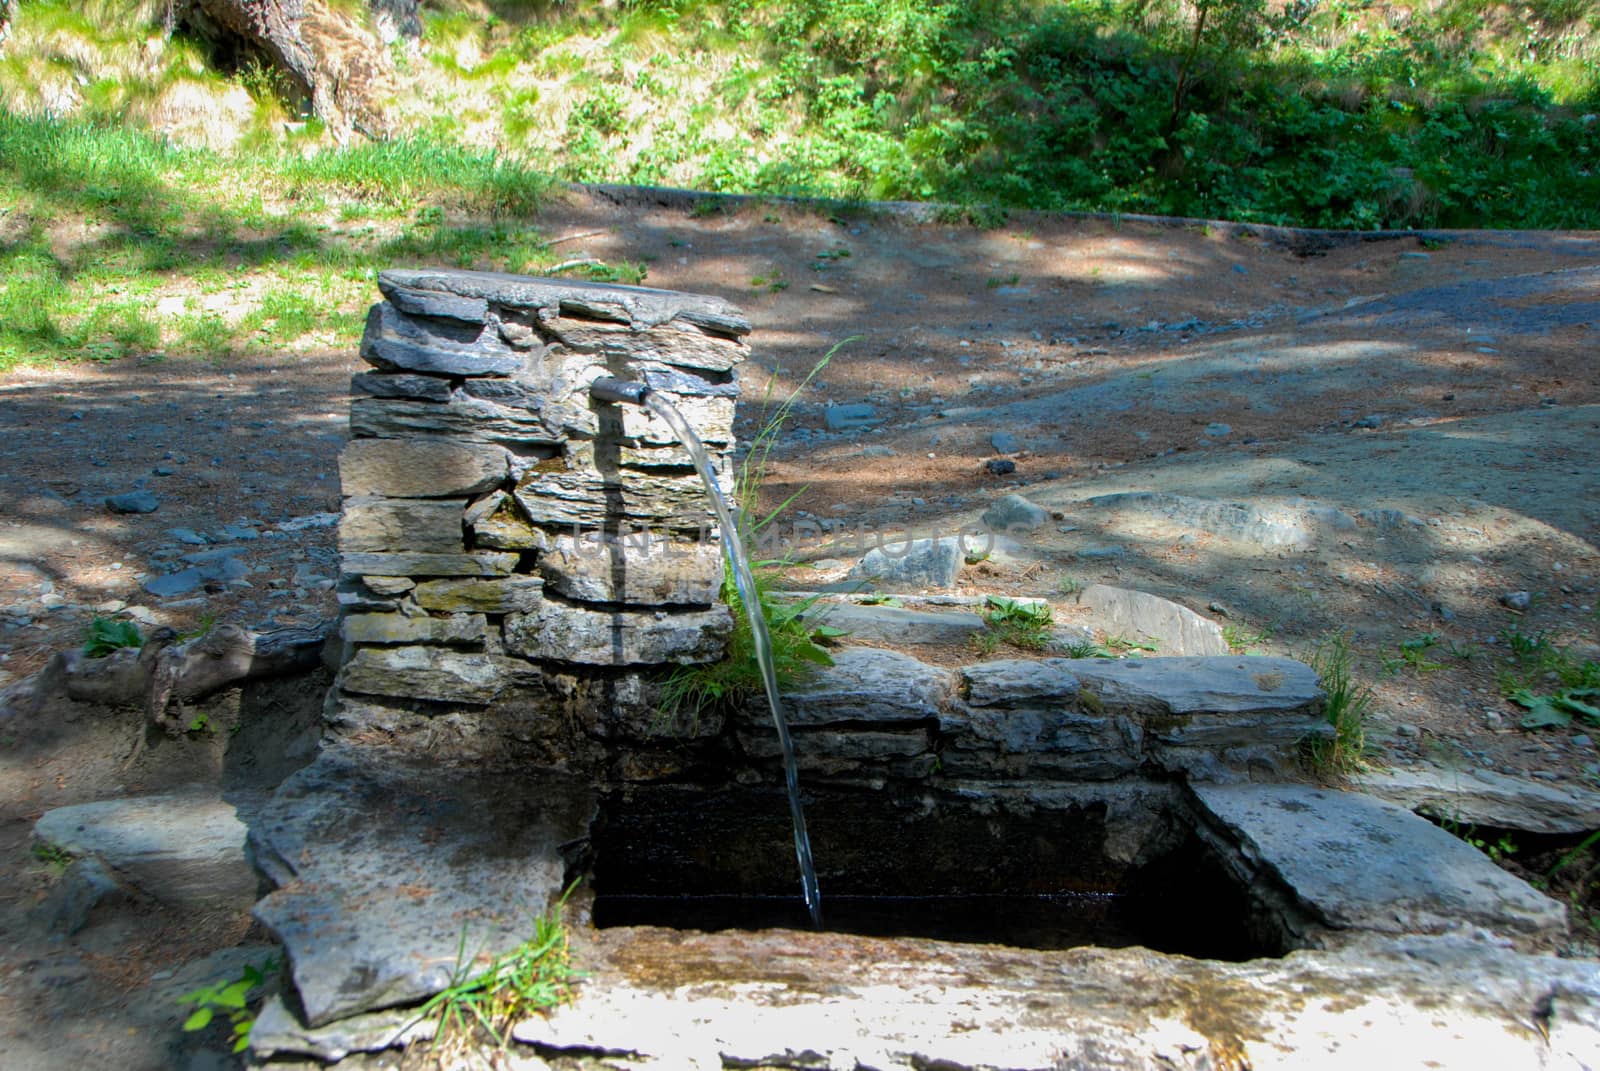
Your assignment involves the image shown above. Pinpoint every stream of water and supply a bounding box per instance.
[591,378,824,929]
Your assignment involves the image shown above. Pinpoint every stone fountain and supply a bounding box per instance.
[237,270,1597,1069]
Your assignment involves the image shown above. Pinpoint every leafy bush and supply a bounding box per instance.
[83,616,143,658]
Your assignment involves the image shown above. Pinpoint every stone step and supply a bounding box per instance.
[251,747,595,1027]
[1191,783,1568,945]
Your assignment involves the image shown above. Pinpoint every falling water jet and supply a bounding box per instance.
[590,375,824,930]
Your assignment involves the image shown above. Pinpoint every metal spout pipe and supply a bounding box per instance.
[589,376,652,407]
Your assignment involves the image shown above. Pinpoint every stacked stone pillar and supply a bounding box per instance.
[328,269,748,768]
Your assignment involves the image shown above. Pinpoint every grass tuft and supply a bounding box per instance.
[1302,630,1375,777]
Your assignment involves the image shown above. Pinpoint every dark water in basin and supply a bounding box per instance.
[594,890,1150,949]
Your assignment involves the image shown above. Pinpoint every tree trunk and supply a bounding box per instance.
[181,0,401,140]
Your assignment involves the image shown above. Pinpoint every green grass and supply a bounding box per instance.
[0,112,557,370]
[413,902,576,1053]
[1302,630,1375,777]
[660,348,845,726]
[6,0,1600,232]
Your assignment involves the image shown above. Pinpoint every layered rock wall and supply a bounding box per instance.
[327,269,747,769]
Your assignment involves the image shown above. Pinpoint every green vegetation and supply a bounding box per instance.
[974,596,1054,653]
[179,957,278,1055]
[1221,622,1269,654]
[414,898,577,1052]
[0,111,558,369]
[1385,629,1446,674]
[3,0,1598,249]
[1302,630,1375,776]
[82,616,144,658]
[1497,625,1600,729]
[661,350,845,724]
[31,840,73,871]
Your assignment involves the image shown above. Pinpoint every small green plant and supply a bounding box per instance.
[1057,575,1084,596]
[1391,631,1444,673]
[1222,623,1269,653]
[31,840,72,870]
[414,898,576,1052]
[750,268,788,292]
[1301,630,1375,777]
[186,712,216,735]
[1104,634,1157,654]
[979,596,1054,652]
[581,260,649,285]
[83,616,143,658]
[1060,637,1107,658]
[179,957,278,1055]
[1497,625,1600,729]
[985,273,1021,289]
[661,346,847,724]
[963,548,991,565]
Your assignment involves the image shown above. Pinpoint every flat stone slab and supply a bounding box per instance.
[501,928,1600,1071]
[1068,655,1323,717]
[1193,783,1568,941]
[774,648,955,727]
[805,601,987,646]
[33,789,260,912]
[251,747,595,1026]
[379,268,752,337]
[1355,762,1600,835]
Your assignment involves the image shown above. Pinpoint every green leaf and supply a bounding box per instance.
[1553,695,1600,723]
[183,1008,214,1032]
[215,979,255,1009]
[792,642,836,666]
[1518,695,1573,729]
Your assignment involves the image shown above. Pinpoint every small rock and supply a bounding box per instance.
[984,458,1017,476]
[279,513,340,532]
[858,445,896,459]
[981,494,1049,533]
[216,524,260,542]
[824,403,881,431]
[1353,414,1384,429]
[1203,423,1232,438]
[1572,735,1593,749]
[144,570,204,598]
[1076,544,1126,560]
[105,491,160,514]
[153,465,176,477]
[990,431,1021,455]
[1396,724,1422,739]
[1500,591,1532,611]
[1529,770,1560,782]
[1484,711,1505,731]
[1231,264,1248,275]
[167,528,209,546]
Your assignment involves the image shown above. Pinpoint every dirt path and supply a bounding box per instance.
[0,192,1596,1066]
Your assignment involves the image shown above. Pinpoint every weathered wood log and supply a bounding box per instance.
[0,622,332,732]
